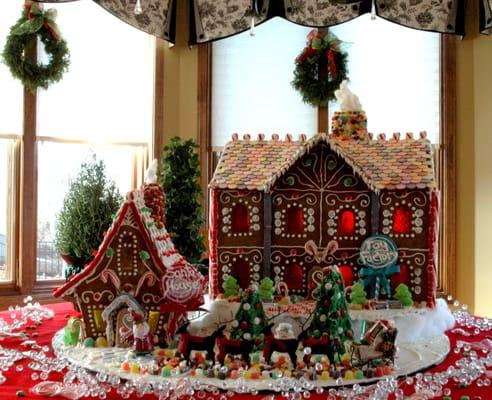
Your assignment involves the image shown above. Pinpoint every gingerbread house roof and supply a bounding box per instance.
[209,132,436,193]
[53,190,204,308]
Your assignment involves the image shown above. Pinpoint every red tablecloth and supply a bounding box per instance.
[0,302,490,400]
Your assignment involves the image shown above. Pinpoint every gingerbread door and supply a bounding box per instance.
[115,308,133,347]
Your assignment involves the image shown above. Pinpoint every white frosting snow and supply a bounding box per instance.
[334,80,363,112]
[144,159,159,184]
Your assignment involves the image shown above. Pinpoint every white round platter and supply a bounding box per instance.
[52,330,450,391]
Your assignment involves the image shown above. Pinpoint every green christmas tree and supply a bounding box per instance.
[308,266,353,360]
[259,277,275,302]
[394,283,413,307]
[350,282,367,305]
[222,276,240,298]
[159,137,205,265]
[230,288,267,343]
[55,156,121,280]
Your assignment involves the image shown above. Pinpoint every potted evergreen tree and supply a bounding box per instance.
[55,156,121,280]
[159,137,205,267]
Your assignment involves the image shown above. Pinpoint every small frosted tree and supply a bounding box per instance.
[259,277,275,301]
[394,283,413,307]
[350,283,367,305]
[230,288,267,343]
[222,276,240,298]
[308,266,353,360]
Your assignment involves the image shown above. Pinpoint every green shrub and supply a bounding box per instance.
[159,137,205,264]
[55,156,121,279]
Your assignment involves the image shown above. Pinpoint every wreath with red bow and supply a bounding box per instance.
[2,1,70,92]
[292,30,348,107]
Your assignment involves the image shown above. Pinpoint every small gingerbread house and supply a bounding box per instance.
[54,184,204,345]
[209,132,439,307]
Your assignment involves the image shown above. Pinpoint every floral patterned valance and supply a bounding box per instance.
[480,0,492,34]
[34,0,176,42]
[189,0,466,44]
[32,0,488,43]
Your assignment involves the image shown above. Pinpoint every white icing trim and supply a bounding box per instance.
[101,294,145,346]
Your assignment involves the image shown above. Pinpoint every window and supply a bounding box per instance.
[392,207,413,235]
[203,16,456,298]
[211,18,317,148]
[0,140,17,282]
[231,204,250,233]
[338,210,356,237]
[0,0,157,298]
[285,207,304,235]
[0,0,23,283]
[328,15,440,143]
[34,1,154,281]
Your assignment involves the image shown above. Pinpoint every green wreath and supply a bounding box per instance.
[2,2,70,92]
[292,30,348,107]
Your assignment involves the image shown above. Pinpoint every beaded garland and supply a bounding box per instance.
[0,297,490,398]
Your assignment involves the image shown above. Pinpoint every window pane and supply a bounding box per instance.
[212,18,317,147]
[0,0,24,135]
[36,0,154,143]
[0,139,15,282]
[329,15,440,144]
[36,141,147,280]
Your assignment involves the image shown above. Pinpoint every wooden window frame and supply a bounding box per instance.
[0,17,162,310]
[198,34,457,300]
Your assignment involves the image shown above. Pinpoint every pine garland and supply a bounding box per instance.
[292,30,348,107]
[2,2,70,92]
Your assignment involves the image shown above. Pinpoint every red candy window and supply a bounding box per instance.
[286,207,304,234]
[284,263,304,290]
[392,207,412,234]
[231,259,251,289]
[338,210,356,236]
[231,204,250,233]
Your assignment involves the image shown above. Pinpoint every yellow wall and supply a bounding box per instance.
[161,1,198,143]
[455,3,492,316]
[163,3,492,316]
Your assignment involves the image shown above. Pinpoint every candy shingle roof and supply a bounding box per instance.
[210,132,436,193]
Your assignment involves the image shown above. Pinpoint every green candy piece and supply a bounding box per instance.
[286,176,295,186]
[83,337,95,348]
[139,250,150,260]
[106,248,114,257]
[459,396,470,400]
[303,157,313,166]
[327,160,337,170]
[343,177,353,187]
[63,317,81,346]
[16,391,25,397]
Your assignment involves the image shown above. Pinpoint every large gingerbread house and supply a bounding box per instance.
[54,183,204,345]
[209,132,439,307]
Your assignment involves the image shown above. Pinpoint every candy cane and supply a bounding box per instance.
[275,281,289,298]
[135,271,157,297]
[101,269,120,293]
